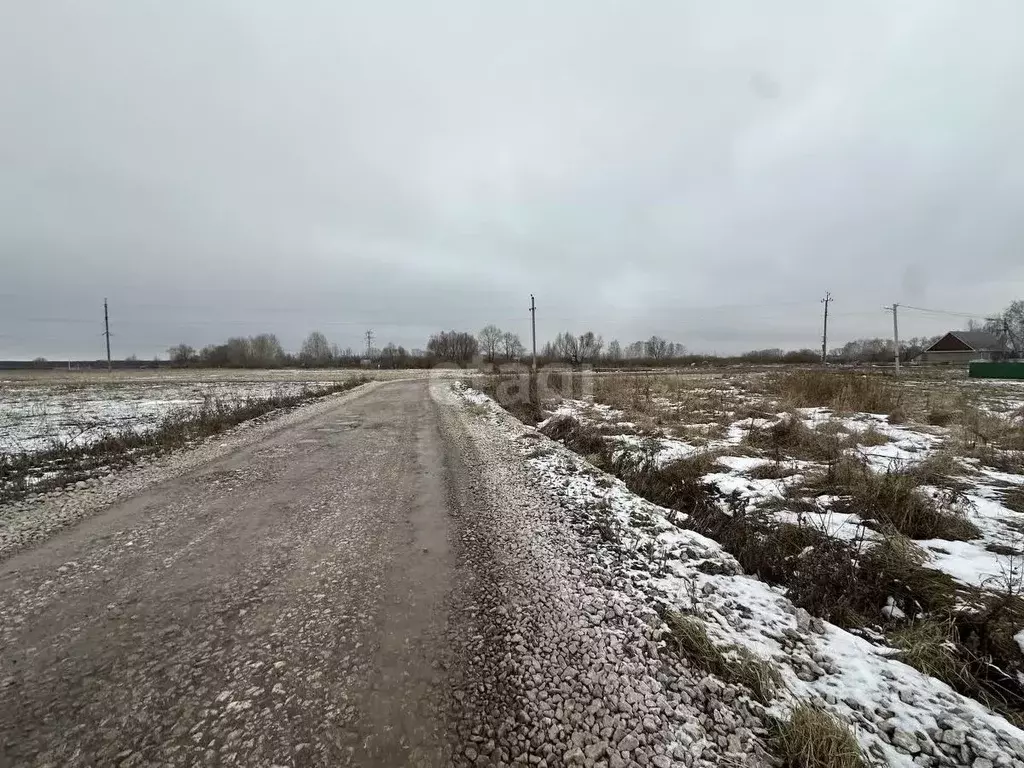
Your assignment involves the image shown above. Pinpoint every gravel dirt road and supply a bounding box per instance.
[0,380,477,766]
[0,378,774,768]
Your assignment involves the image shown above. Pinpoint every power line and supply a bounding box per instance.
[899,304,997,320]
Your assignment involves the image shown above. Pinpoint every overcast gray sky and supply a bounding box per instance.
[2,1,1023,359]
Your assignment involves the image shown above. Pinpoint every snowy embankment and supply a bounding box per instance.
[454,382,1024,768]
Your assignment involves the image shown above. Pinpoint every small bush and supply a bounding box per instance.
[890,593,1024,719]
[539,414,611,467]
[859,533,957,618]
[748,461,802,480]
[958,406,1024,457]
[479,372,543,425]
[852,425,891,447]
[773,703,868,768]
[662,611,782,703]
[887,407,908,425]
[967,445,1024,474]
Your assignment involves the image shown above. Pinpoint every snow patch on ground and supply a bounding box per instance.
[544,397,1024,594]
[453,383,1024,767]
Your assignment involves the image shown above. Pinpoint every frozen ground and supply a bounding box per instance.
[0,368,451,454]
[551,393,1024,601]
[454,381,1024,767]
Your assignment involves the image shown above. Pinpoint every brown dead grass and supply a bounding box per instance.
[772,703,868,768]
[769,370,901,414]
[807,456,981,541]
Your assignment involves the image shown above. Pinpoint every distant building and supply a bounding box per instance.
[917,331,1008,365]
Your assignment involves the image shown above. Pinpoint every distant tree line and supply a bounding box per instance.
[166,332,430,370]
[161,299,1024,371]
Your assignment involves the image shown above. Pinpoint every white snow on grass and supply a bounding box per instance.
[527,430,1024,767]
[454,383,1024,767]
[456,385,1024,768]
[0,375,362,454]
[542,395,1024,595]
[910,491,1024,590]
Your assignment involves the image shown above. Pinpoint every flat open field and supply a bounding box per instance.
[0,369,361,453]
[0,368,450,454]
[477,365,1024,727]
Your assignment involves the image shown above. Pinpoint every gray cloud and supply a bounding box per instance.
[2,0,1023,359]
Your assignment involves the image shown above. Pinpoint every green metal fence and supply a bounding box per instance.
[969,362,1024,380]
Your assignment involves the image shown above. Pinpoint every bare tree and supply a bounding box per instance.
[225,337,252,367]
[501,331,525,361]
[426,330,479,363]
[645,336,669,360]
[577,331,603,363]
[560,331,603,366]
[606,340,622,361]
[984,299,1024,355]
[250,333,284,367]
[479,324,503,363]
[167,344,197,364]
[300,331,333,366]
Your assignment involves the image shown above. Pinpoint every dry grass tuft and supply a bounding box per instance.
[748,461,802,480]
[538,414,612,468]
[663,611,782,703]
[1003,488,1024,515]
[772,370,900,414]
[890,620,973,690]
[746,416,845,463]
[927,407,956,426]
[812,457,981,541]
[610,447,720,516]
[478,373,543,425]
[773,703,868,768]
[852,425,891,447]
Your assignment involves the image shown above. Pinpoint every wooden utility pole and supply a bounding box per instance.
[529,294,537,372]
[820,291,832,364]
[103,298,112,371]
[884,303,901,374]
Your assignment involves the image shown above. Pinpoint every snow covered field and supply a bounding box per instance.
[455,369,1024,766]
[0,370,370,454]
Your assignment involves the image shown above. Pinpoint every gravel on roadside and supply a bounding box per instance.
[433,381,775,768]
